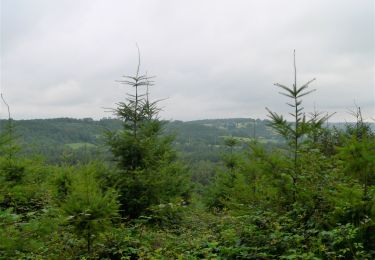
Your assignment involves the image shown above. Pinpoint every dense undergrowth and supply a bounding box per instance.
[0,54,374,259]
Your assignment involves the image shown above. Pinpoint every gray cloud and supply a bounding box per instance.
[1,0,374,121]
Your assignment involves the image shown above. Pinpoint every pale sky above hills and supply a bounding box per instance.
[1,0,374,121]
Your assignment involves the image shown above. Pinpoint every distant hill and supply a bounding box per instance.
[6,118,122,147]
[0,117,278,163]
[1,117,373,163]
[1,117,279,147]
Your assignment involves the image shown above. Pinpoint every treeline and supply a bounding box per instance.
[4,117,283,165]
[4,117,280,149]
[4,117,363,165]
[0,54,374,259]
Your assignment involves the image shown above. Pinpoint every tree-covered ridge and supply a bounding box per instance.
[6,117,372,165]
[6,117,372,149]
[2,117,282,164]
[3,117,278,146]
[3,118,122,146]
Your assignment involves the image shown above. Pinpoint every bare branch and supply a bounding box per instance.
[1,93,11,120]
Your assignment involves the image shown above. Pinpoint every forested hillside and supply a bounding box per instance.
[4,117,362,163]
[4,117,282,164]
[7,117,280,146]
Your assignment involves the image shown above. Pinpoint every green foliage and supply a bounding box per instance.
[0,158,51,214]
[190,160,216,186]
[201,52,375,259]
[106,57,191,219]
[266,51,331,205]
[1,52,375,258]
[0,157,59,258]
[0,119,20,161]
[62,163,119,254]
[338,109,375,199]
[205,138,246,210]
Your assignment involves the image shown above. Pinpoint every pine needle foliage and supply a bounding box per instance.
[62,163,119,254]
[106,49,190,218]
[266,50,329,202]
[0,94,23,183]
[113,49,155,138]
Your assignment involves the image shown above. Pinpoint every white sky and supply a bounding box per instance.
[1,0,374,121]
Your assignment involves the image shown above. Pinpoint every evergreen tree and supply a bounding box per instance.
[106,50,189,218]
[338,107,375,251]
[62,163,119,255]
[0,94,23,183]
[266,50,329,203]
[205,137,243,210]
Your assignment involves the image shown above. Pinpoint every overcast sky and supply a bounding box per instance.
[1,0,374,121]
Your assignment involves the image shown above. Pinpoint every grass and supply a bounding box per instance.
[65,143,97,150]
[220,136,280,144]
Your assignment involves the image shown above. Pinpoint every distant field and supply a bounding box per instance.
[221,135,281,144]
[66,143,97,149]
